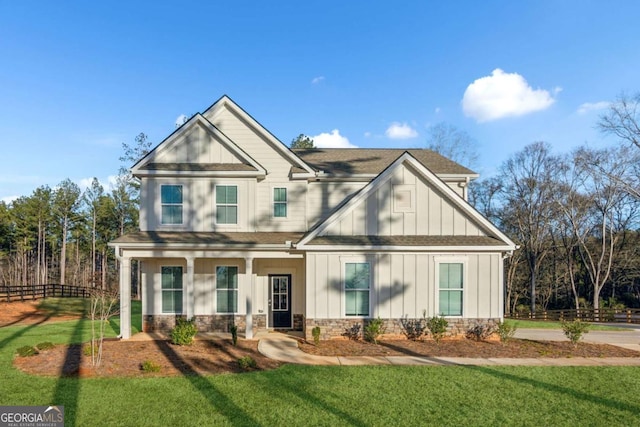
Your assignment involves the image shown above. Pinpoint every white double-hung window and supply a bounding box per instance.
[344,262,370,316]
[161,185,183,224]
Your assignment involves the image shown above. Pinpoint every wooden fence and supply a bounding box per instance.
[0,284,91,302]
[506,308,640,324]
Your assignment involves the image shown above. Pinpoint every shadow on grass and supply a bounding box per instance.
[0,315,54,350]
[464,365,640,415]
[153,339,261,425]
[50,305,88,427]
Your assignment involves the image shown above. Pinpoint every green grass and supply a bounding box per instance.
[505,318,627,331]
[37,297,91,316]
[1,300,640,426]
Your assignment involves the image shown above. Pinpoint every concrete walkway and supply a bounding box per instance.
[257,329,640,367]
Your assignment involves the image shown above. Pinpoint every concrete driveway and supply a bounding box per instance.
[515,325,640,351]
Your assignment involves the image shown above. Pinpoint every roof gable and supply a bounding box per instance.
[297,152,516,250]
[131,113,266,177]
[202,95,315,176]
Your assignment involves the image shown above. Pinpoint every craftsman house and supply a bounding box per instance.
[110,95,516,340]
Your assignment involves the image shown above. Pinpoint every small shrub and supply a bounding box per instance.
[364,317,386,344]
[83,345,93,356]
[171,317,198,346]
[496,321,517,343]
[426,315,448,343]
[400,314,427,341]
[342,323,362,341]
[238,356,257,371]
[465,323,496,342]
[16,346,38,357]
[36,342,55,351]
[230,325,238,346]
[141,360,161,373]
[562,319,590,347]
[312,326,321,346]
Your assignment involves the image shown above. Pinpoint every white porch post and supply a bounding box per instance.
[185,257,195,319]
[245,257,254,339]
[119,256,131,339]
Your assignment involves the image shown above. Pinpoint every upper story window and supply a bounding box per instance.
[161,185,183,225]
[216,185,238,224]
[273,187,287,218]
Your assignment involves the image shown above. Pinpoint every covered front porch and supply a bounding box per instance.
[110,231,305,340]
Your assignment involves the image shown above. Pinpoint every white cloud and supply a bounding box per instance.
[364,131,372,138]
[311,76,325,84]
[77,175,119,192]
[577,101,610,115]
[311,129,356,148]
[385,122,418,139]
[462,68,556,122]
[434,107,441,114]
[175,114,188,128]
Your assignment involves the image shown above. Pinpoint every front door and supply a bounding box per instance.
[269,274,292,329]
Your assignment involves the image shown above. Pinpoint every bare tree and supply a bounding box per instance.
[426,122,479,170]
[598,92,640,149]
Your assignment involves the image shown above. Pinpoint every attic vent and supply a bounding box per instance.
[393,185,415,213]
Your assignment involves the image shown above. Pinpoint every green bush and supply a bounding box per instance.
[238,356,257,371]
[496,321,517,343]
[364,317,386,344]
[426,315,448,343]
[465,323,496,342]
[562,320,590,347]
[312,326,321,345]
[342,323,362,341]
[171,317,198,346]
[16,346,38,357]
[36,342,55,351]
[400,314,427,341]
[230,324,238,346]
[141,360,161,373]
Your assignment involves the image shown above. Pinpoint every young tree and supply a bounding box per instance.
[83,178,104,287]
[290,134,315,149]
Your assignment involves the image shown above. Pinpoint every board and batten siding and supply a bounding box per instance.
[153,123,244,164]
[139,177,255,232]
[319,163,484,237]
[304,252,503,320]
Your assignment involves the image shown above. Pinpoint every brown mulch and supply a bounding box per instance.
[298,338,640,359]
[14,339,282,377]
[0,301,82,327]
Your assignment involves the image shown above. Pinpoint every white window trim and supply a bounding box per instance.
[434,256,467,318]
[214,263,240,314]
[340,255,372,318]
[393,184,416,213]
[160,264,184,314]
[160,184,185,226]
[272,186,288,219]
[214,184,239,226]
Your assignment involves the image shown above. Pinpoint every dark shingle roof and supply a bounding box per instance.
[140,163,257,172]
[112,231,303,246]
[306,235,506,247]
[292,149,476,175]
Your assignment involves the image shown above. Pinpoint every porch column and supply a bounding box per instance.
[185,257,195,319]
[245,257,254,339]
[119,256,131,339]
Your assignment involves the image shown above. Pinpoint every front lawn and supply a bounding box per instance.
[1,304,640,426]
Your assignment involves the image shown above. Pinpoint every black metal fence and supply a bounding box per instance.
[0,284,90,302]
[506,308,640,324]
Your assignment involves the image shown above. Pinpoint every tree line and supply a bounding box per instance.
[0,133,151,290]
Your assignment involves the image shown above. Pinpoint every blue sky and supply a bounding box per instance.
[1,1,639,202]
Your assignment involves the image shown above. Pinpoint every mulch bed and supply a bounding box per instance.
[14,339,282,377]
[297,338,640,359]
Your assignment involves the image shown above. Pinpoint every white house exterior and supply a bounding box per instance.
[110,95,516,340]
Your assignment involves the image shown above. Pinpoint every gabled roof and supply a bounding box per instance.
[131,113,266,177]
[296,151,517,251]
[293,148,477,177]
[203,95,316,176]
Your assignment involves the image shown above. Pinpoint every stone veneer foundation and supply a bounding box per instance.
[143,314,267,334]
[304,317,500,341]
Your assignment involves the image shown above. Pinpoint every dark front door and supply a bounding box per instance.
[269,274,292,329]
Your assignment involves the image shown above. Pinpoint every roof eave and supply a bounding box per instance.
[296,244,516,252]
